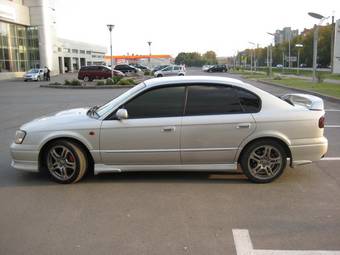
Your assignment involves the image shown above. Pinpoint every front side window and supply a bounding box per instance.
[185,85,243,116]
[162,66,172,71]
[124,86,185,119]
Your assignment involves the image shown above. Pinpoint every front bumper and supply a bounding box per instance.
[10,143,39,172]
[289,136,328,167]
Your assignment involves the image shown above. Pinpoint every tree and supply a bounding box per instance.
[174,51,217,67]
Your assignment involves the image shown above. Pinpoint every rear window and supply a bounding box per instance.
[234,87,261,113]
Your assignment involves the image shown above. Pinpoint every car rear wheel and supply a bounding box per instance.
[157,74,163,77]
[240,140,287,183]
[83,76,89,82]
[44,140,88,184]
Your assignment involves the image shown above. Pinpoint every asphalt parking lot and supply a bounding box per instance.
[0,68,340,255]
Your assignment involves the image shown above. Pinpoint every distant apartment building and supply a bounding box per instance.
[0,0,106,80]
[274,27,299,45]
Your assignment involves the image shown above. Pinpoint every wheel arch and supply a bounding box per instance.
[236,136,292,166]
[38,136,94,172]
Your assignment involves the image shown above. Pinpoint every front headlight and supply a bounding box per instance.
[15,130,26,144]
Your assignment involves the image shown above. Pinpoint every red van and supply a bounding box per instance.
[78,65,124,81]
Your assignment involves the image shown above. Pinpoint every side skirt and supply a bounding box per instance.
[94,163,238,175]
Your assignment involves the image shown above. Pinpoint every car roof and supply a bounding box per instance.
[144,75,246,88]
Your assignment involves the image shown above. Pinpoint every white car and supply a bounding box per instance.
[154,65,186,77]
[23,68,45,81]
[10,76,327,184]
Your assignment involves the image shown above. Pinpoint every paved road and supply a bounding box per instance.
[0,69,339,254]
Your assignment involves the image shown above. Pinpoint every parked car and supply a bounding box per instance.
[276,64,283,68]
[114,64,141,74]
[152,65,170,73]
[130,63,151,71]
[10,76,327,184]
[23,68,45,81]
[207,64,227,72]
[202,65,213,71]
[154,65,186,77]
[78,65,124,81]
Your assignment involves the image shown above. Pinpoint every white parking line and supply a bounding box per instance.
[321,157,340,161]
[233,229,340,255]
[325,125,340,128]
[325,109,340,112]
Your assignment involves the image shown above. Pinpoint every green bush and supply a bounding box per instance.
[144,70,151,76]
[105,78,114,85]
[273,75,282,80]
[96,80,105,86]
[70,79,81,86]
[64,79,71,85]
[112,76,123,84]
[117,78,136,85]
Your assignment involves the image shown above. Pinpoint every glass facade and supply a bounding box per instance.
[0,21,40,72]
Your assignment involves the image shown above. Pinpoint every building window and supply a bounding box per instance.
[80,50,85,54]
[86,51,91,55]
[72,49,78,54]
[58,47,62,52]
[0,21,40,72]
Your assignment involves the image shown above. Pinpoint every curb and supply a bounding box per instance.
[257,79,340,104]
[40,85,135,89]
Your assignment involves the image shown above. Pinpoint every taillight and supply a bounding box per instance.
[318,115,325,128]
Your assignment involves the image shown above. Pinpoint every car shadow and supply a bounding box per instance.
[0,170,252,187]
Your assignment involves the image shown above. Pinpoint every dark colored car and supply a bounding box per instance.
[207,64,228,72]
[152,65,169,73]
[130,63,151,71]
[78,65,124,81]
[114,64,141,74]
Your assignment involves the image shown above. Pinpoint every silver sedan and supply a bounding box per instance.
[10,76,328,184]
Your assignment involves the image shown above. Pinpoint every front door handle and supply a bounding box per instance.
[162,126,175,132]
[236,123,251,129]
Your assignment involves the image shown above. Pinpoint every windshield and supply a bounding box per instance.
[96,82,146,117]
[27,69,39,73]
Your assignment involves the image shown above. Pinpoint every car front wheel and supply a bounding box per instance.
[240,140,287,183]
[44,140,88,184]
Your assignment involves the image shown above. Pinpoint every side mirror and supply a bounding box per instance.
[116,108,128,120]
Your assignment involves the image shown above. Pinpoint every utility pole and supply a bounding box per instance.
[330,13,335,73]
[147,41,152,67]
[107,24,114,78]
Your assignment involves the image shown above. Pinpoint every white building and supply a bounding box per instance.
[0,0,106,80]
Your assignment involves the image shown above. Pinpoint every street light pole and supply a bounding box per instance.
[330,13,335,73]
[267,32,276,78]
[249,41,256,72]
[288,30,291,69]
[308,12,329,82]
[147,41,152,67]
[295,44,303,75]
[107,24,114,78]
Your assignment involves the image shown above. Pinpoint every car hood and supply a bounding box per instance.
[20,107,99,132]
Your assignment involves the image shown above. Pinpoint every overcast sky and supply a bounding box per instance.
[55,0,339,57]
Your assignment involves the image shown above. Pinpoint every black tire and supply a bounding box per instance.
[178,73,184,76]
[157,74,163,77]
[240,140,287,183]
[43,140,88,184]
[24,80,27,82]
[83,76,89,82]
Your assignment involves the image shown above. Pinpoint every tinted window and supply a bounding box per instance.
[124,86,185,118]
[174,66,180,70]
[235,87,261,113]
[185,85,242,116]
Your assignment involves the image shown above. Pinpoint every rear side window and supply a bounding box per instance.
[235,87,261,113]
[185,85,243,116]
[124,86,185,118]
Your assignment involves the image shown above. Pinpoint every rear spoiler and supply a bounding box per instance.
[280,93,324,111]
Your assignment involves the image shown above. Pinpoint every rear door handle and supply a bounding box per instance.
[236,123,251,129]
[162,126,175,132]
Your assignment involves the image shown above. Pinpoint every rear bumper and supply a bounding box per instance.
[289,137,328,167]
[10,143,39,172]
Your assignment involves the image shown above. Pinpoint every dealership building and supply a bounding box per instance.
[0,0,106,80]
